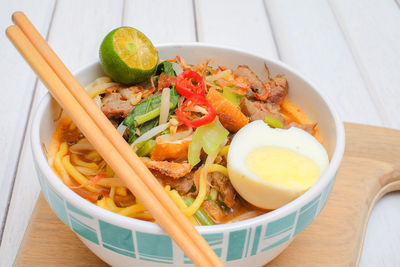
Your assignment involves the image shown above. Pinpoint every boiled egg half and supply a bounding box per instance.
[227,120,329,210]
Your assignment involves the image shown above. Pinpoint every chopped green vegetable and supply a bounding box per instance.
[188,137,203,166]
[135,107,161,125]
[154,61,176,86]
[184,197,215,226]
[206,69,211,76]
[155,61,176,76]
[200,118,229,155]
[128,119,157,144]
[188,117,229,166]
[206,188,218,201]
[136,139,156,156]
[222,87,240,107]
[134,103,174,125]
[123,87,180,144]
[213,80,218,86]
[264,115,283,128]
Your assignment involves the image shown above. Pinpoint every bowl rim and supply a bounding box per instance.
[31,42,345,234]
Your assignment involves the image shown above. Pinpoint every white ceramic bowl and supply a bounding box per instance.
[31,43,345,266]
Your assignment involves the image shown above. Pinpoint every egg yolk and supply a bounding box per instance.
[246,146,320,191]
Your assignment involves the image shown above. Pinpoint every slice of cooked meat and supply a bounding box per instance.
[287,122,317,135]
[201,200,224,222]
[157,73,176,90]
[153,171,195,195]
[140,157,192,179]
[114,194,137,208]
[266,74,288,111]
[209,172,236,208]
[192,167,236,208]
[234,65,270,101]
[240,97,268,121]
[101,93,134,119]
[62,127,83,145]
[170,173,195,195]
[240,98,285,126]
[191,168,204,196]
[271,74,288,90]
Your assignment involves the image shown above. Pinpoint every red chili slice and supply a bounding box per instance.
[175,95,216,128]
[175,70,205,98]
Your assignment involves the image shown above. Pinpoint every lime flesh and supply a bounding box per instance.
[100,27,158,85]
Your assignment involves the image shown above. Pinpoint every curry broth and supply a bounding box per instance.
[49,116,268,224]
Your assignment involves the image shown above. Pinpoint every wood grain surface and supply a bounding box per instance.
[14,123,400,266]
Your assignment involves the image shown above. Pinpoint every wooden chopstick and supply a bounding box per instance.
[9,12,221,266]
[10,13,209,250]
[7,14,223,267]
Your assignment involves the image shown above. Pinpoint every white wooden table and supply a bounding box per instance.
[1,0,399,266]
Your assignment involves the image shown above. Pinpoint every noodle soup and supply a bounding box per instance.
[48,56,325,225]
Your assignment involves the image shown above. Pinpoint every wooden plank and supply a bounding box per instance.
[15,196,106,267]
[0,0,124,266]
[195,0,278,59]
[124,0,196,44]
[328,0,400,129]
[327,1,400,266]
[264,0,383,126]
[0,0,55,241]
[14,123,400,266]
[360,193,400,267]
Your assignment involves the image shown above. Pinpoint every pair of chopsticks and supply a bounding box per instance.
[7,12,223,267]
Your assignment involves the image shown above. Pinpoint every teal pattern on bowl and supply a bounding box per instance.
[36,167,337,265]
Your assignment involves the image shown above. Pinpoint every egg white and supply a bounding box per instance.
[227,120,329,209]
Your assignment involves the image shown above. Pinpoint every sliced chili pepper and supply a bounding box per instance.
[175,95,216,128]
[175,70,205,98]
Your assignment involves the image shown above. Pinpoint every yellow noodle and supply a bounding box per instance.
[75,166,99,176]
[208,164,229,177]
[183,166,207,217]
[109,186,116,200]
[134,213,154,220]
[218,145,230,157]
[77,137,88,143]
[48,116,71,166]
[167,188,199,225]
[85,150,102,161]
[96,197,107,209]
[62,155,100,193]
[118,203,147,217]
[71,153,98,169]
[54,142,73,185]
[214,155,222,164]
[105,164,115,177]
[105,197,121,212]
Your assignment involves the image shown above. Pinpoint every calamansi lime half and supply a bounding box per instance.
[100,27,158,85]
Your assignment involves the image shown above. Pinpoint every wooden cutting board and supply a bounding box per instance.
[14,123,400,266]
